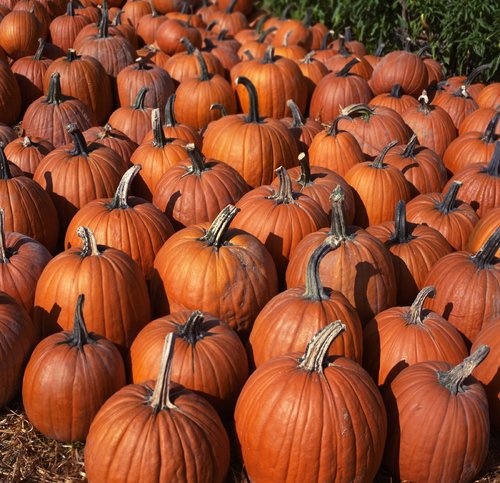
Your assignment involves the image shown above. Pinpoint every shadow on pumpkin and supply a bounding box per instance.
[353,261,383,324]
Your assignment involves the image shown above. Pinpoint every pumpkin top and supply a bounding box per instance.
[67,124,91,157]
[341,103,376,121]
[180,37,196,55]
[371,140,399,169]
[400,133,418,159]
[303,240,340,301]
[195,49,211,81]
[287,99,305,128]
[184,143,208,176]
[417,91,434,115]
[61,294,97,350]
[176,310,208,345]
[33,38,45,61]
[319,30,334,51]
[471,226,500,269]
[483,140,500,177]
[133,57,155,71]
[328,185,352,241]
[436,180,463,215]
[164,94,178,128]
[437,345,489,395]
[44,72,66,105]
[390,200,413,243]
[107,165,141,210]
[327,115,350,136]
[148,333,177,412]
[77,226,102,257]
[405,286,436,326]
[481,111,499,144]
[335,57,359,77]
[296,153,312,187]
[199,204,240,250]
[297,321,346,373]
[131,87,149,111]
[236,76,262,124]
[268,166,297,204]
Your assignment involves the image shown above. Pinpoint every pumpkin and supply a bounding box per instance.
[236,27,277,61]
[235,322,387,482]
[345,140,412,227]
[0,292,38,408]
[22,294,126,442]
[65,165,174,279]
[286,186,397,323]
[130,310,248,414]
[120,0,151,29]
[217,0,253,15]
[232,166,328,284]
[383,347,490,482]
[34,226,151,350]
[363,42,385,69]
[308,115,365,177]
[152,143,249,230]
[297,51,329,100]
[270,9,312,49]
[423,227,500,345]
[49,2,92,53]
[0,208,52,314]
[202,36,240,76]
[437,64,489,100]
[324,37,372,80]
[249,241,363,368]
[210,0,248,35]
[14,0,50,38]
[432,84,479,129]
[280,100,322,152]
[150,205,279,337]
[477,82,500,109]
[202,76,299,188]
[156,19,202,55]
[310,30,337,65]
[273,30,307,61]
[4,135,54,178]
[136,4,167,45]
[0,60,22,126]
[0,10,41,59]
[459,107,500,136]
[112,10,139,48]
[468,207,500,257]
[364,286,468,390]
[84,333,230,482]
[369,84,419,116]
[330,27,366,56]
[366,200,453,305]
[83,124,137,164]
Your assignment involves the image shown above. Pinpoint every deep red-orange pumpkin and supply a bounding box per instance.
[459,107,500,136]
[0,10,41,60]
[49,2,92,53]
[4,135,54,178]
[468,207,500,257]
[432,84,479,129]
[369,84,419,116]
[156,18,202,55]
[280,100,323,153]
[477,83,500,109]
[83,124,137,164]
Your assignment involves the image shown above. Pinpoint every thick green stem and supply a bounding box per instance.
[98,8,109,38]
[195,50,210,81]
[68,125,90,156]
[437,345,490,395]
[303,241,338,300]
[406,286,435,325]
[257,27,276,43]
[45,72,64,105]
[132,87,148,110]
[436,181,461,215]
[200,205,239,249]
[328,185,347,240]
[485,141,500,176]
[185,143,207,175]
[164,95,177,127]
[177,311,205,345]
[63,295,95,350]
[372,140,398,169]
[149,333,177,411]
[297,321,346,373]
[77,226,101,257]
[336,57,359,77]
[327,115,349,136]
[108,165,141,210]
[210,103,227,116]
[391,200,412,243]
[0,209,8,264]
[482,111,500,144]
[0,145,12,180]
[180,37,196,55]
[34,38,45,60]
[464,64,491,87]
[287,99,305,127]
[236,76,261,123]
[66,1,74,15]
[66,48,79,62]
[262,45,275,64]
[297,153,312,186]
[401,133,418,158]
[471,227,500,269]
[320,30,334,50]
[270,167,294,204]
[255,14,269,34]
[340,103,374,120]
[225,0,237,13]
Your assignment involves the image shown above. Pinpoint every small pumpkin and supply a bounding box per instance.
[468,207,500,257]
[4,136,54,178]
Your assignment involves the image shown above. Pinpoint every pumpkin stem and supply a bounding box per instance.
[205,20,217,33]
[98,8,109,38]
[185,143,207,175]
[177,311,205,345]
[66,1,74,15]
[303,241,339,301]
[401,133,418,158]
[225,0,237,13]
[132,87,148,110]
[269,167,295,204]
[149,333,177,411]
[77,226,101,257]
[371,140,398,169]
[243,50,254,60]
[195,50,210,81]
[391,200,413,243]
[297,152,312,186]
[262,45,275,64]
[336,57,359,77]
[464,63,491,88]
[0,209,8,264]
[98,124,113,140]
[407,286,435,325]
[216,28,228,40]
[297,321,347,373]
[301,51,315,64]
[280,3,294,19]
[328,185,348,240]
[327,115,349,136]
[287,99,305,127]
[0,145,12,180]
[45,72,64,105]
[485,141,500,176]
[282,30,291,47]
[344,26,354,41]
[320,30,334,50]
[255,13,269,34]
[34,38,45,60]
[436,180,462,214]
[67,124,89,156]
[180,37,196,55]
[64,295,96,350]
[22,136,33,148]
[337,36,351,57]
[200,205,239,249]
[374,42,386,56]
[112,10,124,26]
[482,111,500,144]
[236,76,261,123]
[151,108,167,148]
[108,165,141,210]
[66,48,79,62]
[340,103,374,120]
[390,84,403,98]
[302,7,312,27]
[417,90,432,115]
[471,227,500,269]
[437,345,490,395]
[164,94,177,127]
[257,26,276,43]
[134,57,152,71]
[210,103,228,116]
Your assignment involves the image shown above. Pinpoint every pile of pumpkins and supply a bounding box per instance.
[0,0,498,480]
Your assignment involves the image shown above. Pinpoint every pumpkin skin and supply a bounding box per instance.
[150,205,279,338]
[366,200,453,306]
[477,83,500,109]
[130,310,248,415]
[0,124,16,146]
[0,292,38,409]
[369,84,419,116]
[471,317,500,432]
[459,107,500,136]
[156,19,202,55]
[423,227,500,345]
[363,286,468,390]
[83,124,137,164]
[84,334,230,483]
[432,85,479,129]
[279,100,323,152]
[232,167,328,284]
[4,136,54,178]
[383,348,490,483]
[286,187,397,324]
[468,207,500,257]
[297,51,329,101]
[345,141,412,228]
[249,241,363,368]
[22,295,126,442]
[152,144,249,230]
[0,10,41,60]
[34,226,151,351]
[65,166,174,280]
[406,181,479,251]
[236,322,387,483]
[49,2,92,53]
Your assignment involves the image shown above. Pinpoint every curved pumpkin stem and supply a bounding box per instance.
[45,72,64,105]
[336,57,359,77]
[0,145,12,180]
[482,111,500,144]
[210,103,228,117]
[270,167,295,204]
[0,209,8,264]
[406,286,435,325]
[287,99,305,127]
[390,84,403,98]
[257,27,276,43]
[164,95,177,128]
[417,90,432,115]
[327,115,349,136]
[320,30,334,50]
[185,143,207,175]
[225,0,237,13]
[132,87,148,110]
[301,51,315,64]
[437,345,489,395]
[374,42,385,57]
[65,294,95,350]
[255,13,269,34]
[471,227,500,269]
[201,204,239,249]
[98,124,113,140]
[195,50,210,81]
[133,57,152,71]
[390,200,413,243]
[149,333,177,412]
[66,48,80,62]
[180,37,196,55]
[297,321,346,373]
[464,63,491,88]
[436,180,462,215]
[77,226,101,257]
[340,103,374,120]
[297,153,312,186]
[485,141,500,176]
[303,241,340,301]
[151,108,166,148]
[328,185,348,240]
[98,8,109,38]
[177,311,205,345]
[66,1,75,16]
[280,3,295,19]
[302,7,312,27]
[67,124,90,156]
[34,38,45,61]
[108,165,141,210]
[262,45,275,64]
[371,140,398,169]
[236,76,261,124]
[401,133,418,158]
[243,50,254,60]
